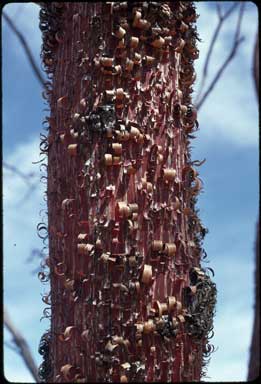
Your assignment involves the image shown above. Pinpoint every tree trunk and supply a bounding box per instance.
[39,2,216,382]
[247,31,259,381]
[248,220,260,381]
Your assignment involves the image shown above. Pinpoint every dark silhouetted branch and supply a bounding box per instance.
[195,2,245,110]
[3,11,45,86]
[3,161,36,186]
[3,161,39,206]
[195,2,239,104]
[4,309,39,382]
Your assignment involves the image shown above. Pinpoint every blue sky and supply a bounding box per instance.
[2,2,259,382]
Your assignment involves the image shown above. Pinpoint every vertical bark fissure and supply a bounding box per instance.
[39,2,216,382]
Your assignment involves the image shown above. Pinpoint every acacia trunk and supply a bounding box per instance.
[38,2,216,382]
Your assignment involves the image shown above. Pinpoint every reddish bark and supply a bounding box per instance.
[39,2,216,382]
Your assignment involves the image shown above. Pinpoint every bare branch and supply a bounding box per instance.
[5,340,20,353]
[195,2,239,104]
[16,181,39,207]
[216,2,223,20]
[3,161,39,206]
[195,3,245,110]
[2,11,45,87]
[3,161,36,186]
[233,2,245,42]
[4,309,39,382]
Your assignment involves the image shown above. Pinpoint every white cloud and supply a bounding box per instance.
[3,136,47,290]
[202,246,255,381]
[207,310,253,381]
[4,348,36,383]
[4,137,48,382]
[200,246,254,380]
[3,135,44,207]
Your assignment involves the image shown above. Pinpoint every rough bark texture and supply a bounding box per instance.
[39,2,216,382]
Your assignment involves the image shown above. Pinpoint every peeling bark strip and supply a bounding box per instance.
[39,2,217,382]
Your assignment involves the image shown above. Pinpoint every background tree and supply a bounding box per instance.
[247,30,259,381]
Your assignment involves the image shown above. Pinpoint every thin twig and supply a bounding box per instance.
[233,2,245,42]
[195,2,239,104]
[4,309,40,382]
[5,340,20,353]
[3,161,36,186]
[15,180,39,207]
[195,3,245,110]
[3,161,39,206]
[216,3,223,19]
[3,11,45,86]
[205,2,239,77]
